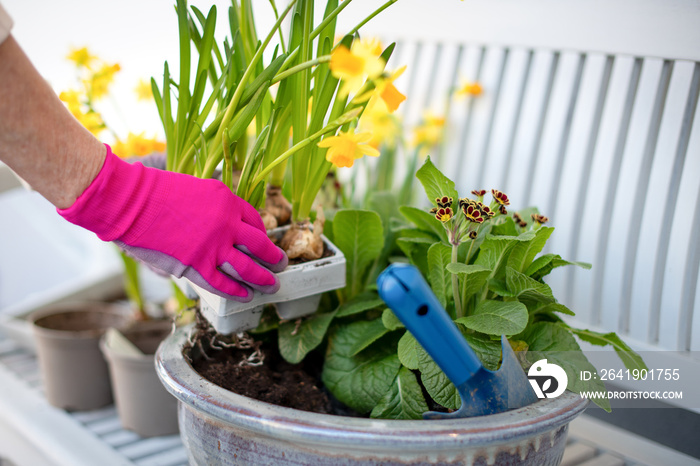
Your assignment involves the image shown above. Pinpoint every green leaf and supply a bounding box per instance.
[446,263,491,301]
[569,328,647,372]
[474,231,535,278]
[490,217,518,236]
[415,156,459,206]
[534,303,576,316]
[417,343,462,410]
[396,237,433,278]
[399,206,447,242]
[322,323,401,414]
[397,331,419,370]
[333,210,384,299]
[505,267,555,303]
[370,367,428,420]
[530,255,591,280]
[336,292,385,318]
[349,318,390,356]
[520,322,611,411]
[507,226,554,273]
[456,300,528,335]
[427,243,453,308]
[278,311,336,364]
[525,253,558,277]
[463,332,503,371]
[382,309,404,330]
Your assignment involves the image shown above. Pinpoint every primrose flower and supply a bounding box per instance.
[317,130,380,168]
[113,132,166,158]
[436,196,453,209]
[330,38,385,97]
[460,199,484,223]
[412,113,446,148]
[434,207,453,223]
[66,46,97,69]
[532,214,549,225]
[491,189,510,206]
[456,81,483,97]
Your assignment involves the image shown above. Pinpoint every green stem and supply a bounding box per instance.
[210,0,297,159]
[268,0,287,54]
[248,108,361,195]
[452,241,463,318]
[347,0,399,37]
[272,56,331,84]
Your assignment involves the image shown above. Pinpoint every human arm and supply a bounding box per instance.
[0,26,287,301]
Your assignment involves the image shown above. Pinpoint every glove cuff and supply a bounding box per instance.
[57,144,170,242]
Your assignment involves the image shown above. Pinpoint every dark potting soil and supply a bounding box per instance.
[189,335,334,415]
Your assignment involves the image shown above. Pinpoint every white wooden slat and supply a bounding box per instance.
[117,436,183,461]
[134,446,189,466]
[651,62,700,345]
[564,55,615,304]
[499,49,534,189]
[339,0,700,62]
[521,51,560,207]
[560,442,598,466]
[102,430,142,449]
[71,406,119,424]
[86,417,126,436]
[474,48,510,185]
[619,59,674,334]
[576,453,625,466]
[589,57,644,326]
[454,46,487,186]
[0,363,133,466]
[570,415,700,466]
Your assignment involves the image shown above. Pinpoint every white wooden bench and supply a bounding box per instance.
[1,0,699,464]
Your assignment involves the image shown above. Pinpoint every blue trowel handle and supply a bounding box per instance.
[377,263,482,387]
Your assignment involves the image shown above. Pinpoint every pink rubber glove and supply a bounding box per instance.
[58,145,288,302]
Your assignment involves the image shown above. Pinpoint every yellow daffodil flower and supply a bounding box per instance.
[456,81,483,97]
[330,38,385,97]
[113,132,166,158]
[134,79,153,102]
[317,130,380,168]
[356,65,407,113]
[412,113,446,148]
[59,89,82,115]
[88,63,121,100]
[359,100,402,149]
[66,46,97,69]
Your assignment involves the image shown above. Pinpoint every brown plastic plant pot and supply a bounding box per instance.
[101,319,179,437]
[31,302,131,411]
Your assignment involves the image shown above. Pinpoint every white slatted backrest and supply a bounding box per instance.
[338,1,700,358]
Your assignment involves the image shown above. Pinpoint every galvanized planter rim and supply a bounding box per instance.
[156,324,588,451]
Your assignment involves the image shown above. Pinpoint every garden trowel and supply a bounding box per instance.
[377,263,538,418]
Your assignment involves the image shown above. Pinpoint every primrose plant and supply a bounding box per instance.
[273,157,647,420]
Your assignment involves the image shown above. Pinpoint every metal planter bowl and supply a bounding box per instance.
[156,325,588,465]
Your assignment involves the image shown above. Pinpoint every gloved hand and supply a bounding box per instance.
[58,145,288,302]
